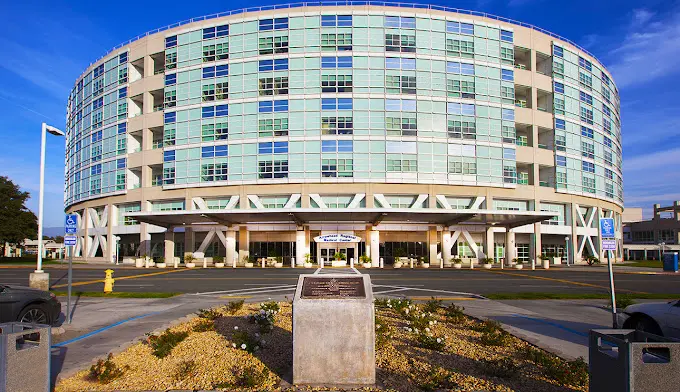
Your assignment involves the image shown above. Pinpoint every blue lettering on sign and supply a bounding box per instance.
[64,236,77,246]
[65,214,78,234]
[600,218,615,238]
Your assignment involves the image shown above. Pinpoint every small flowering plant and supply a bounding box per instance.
[230,330,266,353]
[416,331,447,352]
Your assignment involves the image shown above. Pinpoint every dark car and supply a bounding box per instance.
[0,285,61,325]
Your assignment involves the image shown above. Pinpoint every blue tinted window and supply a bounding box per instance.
[258,142,288,154]
[259,18,288,31]
[117,123,126,134]
[582,161,595,173]
[501,69,514,81]
[91,164,102,175]
[119,52,128,64]
[260,59,288,71]
[500,30,513,42]
[165,36,177,49]
[578,56,592,71]
[322,56,352,68]
[118,87,127,98]
[322,98,352,110]
[447,61,474,75]
[601,72,610,86]
[556,155,566,167]
[216,25,229,37]
[602,104,611,117]
[553,45,563,58]
[201,145,227,157]
[259,101,273,113]
[555,118,565,130]
[338,140,353,152]
[385,57,415,70]
[502,108,515,121]
[447,103,475,115]
[321,140,337,152]
[259,59,273,71]
[604,137,612,148]
[215,104,228,117]
[203,66,215,78]
[274,100,288,112]
[322,15,352,27]
[202,106,215,118]
[165,74,176,86]
[554,82,564,94]
[164,150,175,162]
[581,126,594,138]
[579,91,593,105]
[203,27,215,39]
[164,112,176,124]
[385,16,415,28]
[216,65,228,76]
[338,98,352,110]
[447,21,474,34]
[117,158,126,169]
[91,130,102,142]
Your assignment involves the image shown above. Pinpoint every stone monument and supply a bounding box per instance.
[292,273,375,386]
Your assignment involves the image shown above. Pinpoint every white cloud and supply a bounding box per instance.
[623,147,680,171]
[606,9,680,88]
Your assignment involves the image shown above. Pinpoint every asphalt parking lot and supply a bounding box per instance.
[2,264,679,296]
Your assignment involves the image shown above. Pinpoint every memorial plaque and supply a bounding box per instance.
[301,277,366,299]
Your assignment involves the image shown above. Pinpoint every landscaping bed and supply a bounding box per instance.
[56,299,588,391]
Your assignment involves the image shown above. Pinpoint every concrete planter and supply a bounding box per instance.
[156,263,166,268]
[394,262,403,269]
[542,259,550,269]
[421,263,430,268]
[214,262,225,268]
[552,257,561,265]
[245,262,254,268]
[483,263,493,269]
[514,264,524,270]
[185,262,196,268]
[304,262,313,268]
[275,263,284,268]
[453,263,462,269]
[362,263,372,268]
[135,259,144,268]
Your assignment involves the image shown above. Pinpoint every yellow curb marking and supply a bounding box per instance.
[482,270,649,295]
[409,296,479,301]
[51,268,191,289]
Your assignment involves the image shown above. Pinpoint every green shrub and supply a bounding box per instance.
[226,299,245,315]
[173,360,197,381]
[616,294,636,310]
[422,297,443,313]
[260,301,280,314]
[391,298,412,314]
[374,298,390,309]
[192,320,215,332]
[375,316,392,349]
[444,304,466,324]
[481,357,518,378]
[231,331,260,353]
[406,309,437,332]
[416,332,447,351]
[88,353,129,384]
[196,308,221,320]
[480,330,512,347]
[544,357,589,387]
[147,329,189,358]
[418,366,457,391]
[217,366,269,388]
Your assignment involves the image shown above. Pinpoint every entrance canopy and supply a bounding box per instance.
[126,208,555,229]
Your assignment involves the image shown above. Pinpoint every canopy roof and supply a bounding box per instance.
[126,208,555,229]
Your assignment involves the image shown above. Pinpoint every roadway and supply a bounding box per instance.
[1,264,679,296]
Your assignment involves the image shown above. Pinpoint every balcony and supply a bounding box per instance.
[514,85,532,109]
[514,46,531,71]
[536,52,552,76]
[150,52,165,76]
[536,89,553,113]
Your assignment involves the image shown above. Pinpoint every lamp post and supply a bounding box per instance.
[29,123,64,290]
[659,242,665,261]
[565,236,570,266]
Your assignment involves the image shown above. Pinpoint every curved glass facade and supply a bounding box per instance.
[65,4,622,208]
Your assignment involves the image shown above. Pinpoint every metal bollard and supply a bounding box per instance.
[350,257,354,268]
[320,258,324,268]
[104,269,115,293]
[232,256,236,268]
[203,258,207,268]
[380,258,384,268]
[173,257,179,268]
[261,258,265,268]
[291,257,295,268]
[409,258,414,269]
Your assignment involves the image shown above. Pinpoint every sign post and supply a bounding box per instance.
[64,214,78,324]
[600,217,618,328]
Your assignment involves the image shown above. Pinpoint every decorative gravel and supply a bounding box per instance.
[56,301,587,392]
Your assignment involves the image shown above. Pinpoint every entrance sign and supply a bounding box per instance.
[602,239,617,251]
[600,218,615,238]
[293,274,375,385]
[301,277,366,299]
[313,233,361,243]
[64,214,78,234]
[64,235,77,246]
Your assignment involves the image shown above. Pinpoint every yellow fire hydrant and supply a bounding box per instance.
[104,269,115,293]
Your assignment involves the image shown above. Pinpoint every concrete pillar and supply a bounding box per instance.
[442,230,452,264]
[570,204,580,263]
[369,228,379,267]
[505,229,515,266]
[532,222,542,270]
[226,228,236,265]
[485,226,494,261]
[295,226,307,266]
[183,226,194,257]
[139,222,151,257]
[428,226,438,266]
[238,226,250,263]
[164,228,175,263]
[106,204,116,263]
[83,208,91,259]
[4,243,10,257]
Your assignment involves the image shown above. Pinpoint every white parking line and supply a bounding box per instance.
[190,284,297,296]
[373,288,412,295]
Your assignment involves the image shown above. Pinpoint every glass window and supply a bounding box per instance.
[165,36,177,49]
[322,56,352,69]
[580,106,594,124]
[258,141,288,154]
[500,30,513,42]
[201,145,228,158]
[553,45,563,58]
[555,118,565,130]
[502,108,515,121]
[385,33,416,53]
[604,137,612,148]
[581,126,593,138]
[163,150,175,162]
[259,18,288,31]
[447,61,474,75]
[556,155,566,167]
[582,161,595,172]
[501,69,514,81]
[164,112,176,124]
[385,16,416,28]
[321,15,352,27]
[446,21,474,34]
[579,91,593,105]
[322,98,353,110]
[259,100,289,113]
[578,56,592,71]
[447,102,475,115]
[259,59,288,71]
[554,82,564,94]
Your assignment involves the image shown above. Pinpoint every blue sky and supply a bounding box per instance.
[1,0,678,227]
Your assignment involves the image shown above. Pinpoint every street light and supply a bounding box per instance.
[30,123,64,289]
[659,242,666,261]
[565,236,570,267]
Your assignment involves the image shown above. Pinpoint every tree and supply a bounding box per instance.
[0,176,37,244]
[54,236,64,244]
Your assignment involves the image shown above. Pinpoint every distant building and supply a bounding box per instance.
[623,202,680,260]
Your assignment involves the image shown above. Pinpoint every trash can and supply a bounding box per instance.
[0,323,51,392]
[663,252,679,272]
[589,329,680,392]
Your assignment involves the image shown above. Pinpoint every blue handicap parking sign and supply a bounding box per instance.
[600,218,615,238]
[65,214,78,234]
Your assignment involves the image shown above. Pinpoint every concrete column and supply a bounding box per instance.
[183,226,194,257]
[369,228,380,267]
[532,222,541,270]
[485,226,494,261]
[226,228,236,265]
[505,229,515,266]
[164,228,175,263]
[4,243,10,257]
[295,227,306,266]
[106,204,116,263]
[570,204,580,263]
[428,226,438,265]
[138,222,150,257]
[238,227,250,262]
[82,208,91,259]
[442,230,452,264]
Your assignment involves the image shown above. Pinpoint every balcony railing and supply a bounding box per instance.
[539,181,552,187]
[515,99,527,108]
